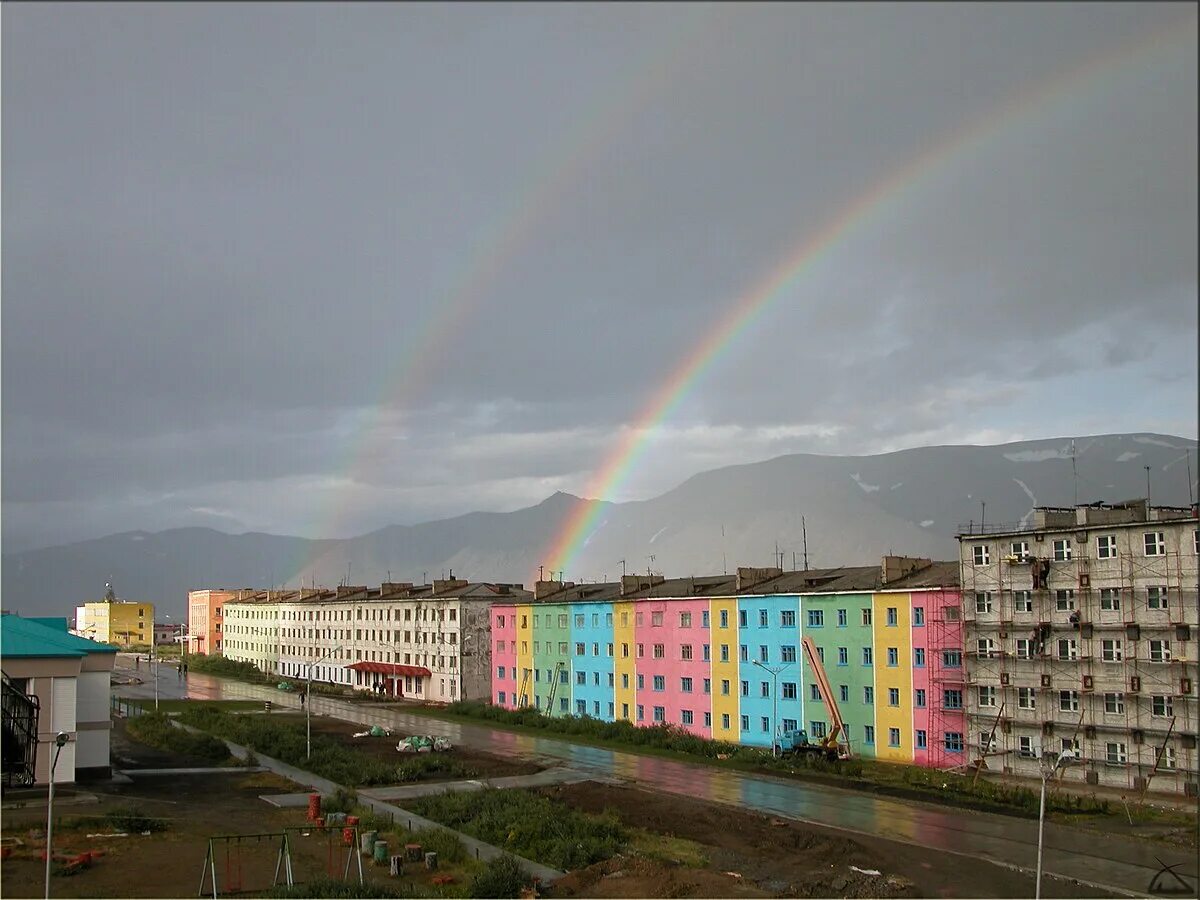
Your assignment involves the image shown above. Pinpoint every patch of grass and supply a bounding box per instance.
[407,788,625,871]
[395,755,476,784]
[103,806,169,833]
[127,698,265,714]
[627,829,709,868]
[127,711,231,762]
[261,876,415,898]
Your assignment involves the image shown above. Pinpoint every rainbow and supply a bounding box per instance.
[542,18,1195,580]
[287,9,730,583]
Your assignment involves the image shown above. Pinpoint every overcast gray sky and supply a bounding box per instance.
[3,2,1197,552]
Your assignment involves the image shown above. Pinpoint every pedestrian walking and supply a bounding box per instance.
[299,689,306,709]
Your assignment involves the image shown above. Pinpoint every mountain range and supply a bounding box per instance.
[3,433,1195,620]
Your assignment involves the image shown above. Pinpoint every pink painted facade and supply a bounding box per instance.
[633,598,712,736]
[490,607,519,708]
[922,588,966,767]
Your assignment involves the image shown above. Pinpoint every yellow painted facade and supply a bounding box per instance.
[80,601,154,647]
[872,592,913,762]
[613,601,636,722]
[709,598,740,742]
[515,604,533,707]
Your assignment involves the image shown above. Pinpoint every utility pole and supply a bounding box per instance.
[802,517,809,570]
[1145,465,1152,506]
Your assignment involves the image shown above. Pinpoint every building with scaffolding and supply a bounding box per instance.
[957,501,1198,797]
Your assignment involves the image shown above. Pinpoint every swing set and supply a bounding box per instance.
[197,826,365,897]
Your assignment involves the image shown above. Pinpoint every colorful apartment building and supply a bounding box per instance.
[491,558,967,769]
[75,586,155,648]
[187,589,243,655]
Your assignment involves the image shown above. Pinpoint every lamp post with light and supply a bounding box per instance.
[1035,749,1078,899]
[306,645,344,759]
[751,658,790,759]
[44,732,70,899]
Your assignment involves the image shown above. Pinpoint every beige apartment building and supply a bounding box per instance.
[958,501,1198,796]
[221,592,283,676]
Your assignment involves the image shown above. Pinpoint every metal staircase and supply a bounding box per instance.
[2,671,40,787]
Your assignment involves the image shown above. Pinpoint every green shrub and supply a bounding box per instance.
[469,854,531,898]
[127,711,231,763]
[325,787,359,815]
[185,654,270,682]
[409,827,468,864]
[408,788,625,870]
[104,806,168,833]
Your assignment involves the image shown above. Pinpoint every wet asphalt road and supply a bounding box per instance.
[115,657,1195,896]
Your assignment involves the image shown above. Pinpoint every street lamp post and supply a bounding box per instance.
[752,659,790,759]
[306,645,344,759]
[1035,749,1077,899]
[44,732,70,899]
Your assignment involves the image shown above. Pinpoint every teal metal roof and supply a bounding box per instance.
[0,615,120,659]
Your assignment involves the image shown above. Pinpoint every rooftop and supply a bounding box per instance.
[1,614,120,659]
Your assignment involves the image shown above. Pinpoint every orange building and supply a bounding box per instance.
[187,589,243,656]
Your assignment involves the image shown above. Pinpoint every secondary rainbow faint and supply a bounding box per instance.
[540,18,1195,582]
[287,8,730,583]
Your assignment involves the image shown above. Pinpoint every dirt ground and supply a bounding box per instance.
[538,782,1117,899]
[297,713,544,781]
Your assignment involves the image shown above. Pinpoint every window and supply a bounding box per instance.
[1055,589,1076,611]
[761,716,771,733]
[651,612,663,627]
[973,545,990,566]
[497,665,506,679]
[1144,532,1165,557]
[978,686,997,708]
[916,730,927,750]
[702,644,710,661]
[864,725,876,745]
[944,731,963,753]
[861,608,872,626]
[757,609,768,628]
[652,675,665,692]
[758,645,769,663]
[781,645,796,663]
[807,609,824,627]
[888,687,900,707]
[576,671,587,686]
[886,607,898,626]
[782,718,797,732]
[840,685,850,703]
[760,681,770,698]
[1013,590,1033,612]
[914,647,926,666]
[942,649,962,668]
[1017,687,1036,710]
[637,674,644,690]
[1151,695,1173,717]
[837,609,848,627]
[1053,539,1072,561]
[1095,587,1122,612]
[977,638,997,658]
[1057,638,1078,661]
[975,592,993,614]
[721,679,730,695]
[720,644,729,662]
[497,691,506,705]
[781,609,796,627]
[1104,692,1124,714]
[889,727,901,747]
[887,647,898,667]
[1018,736,1036,758]
[653,644,665,659]
[637,705,645,722]
[679,612,692,628]
[740,715,749,732]
[701,610,709,628]
[783,682,798,700]
[653,706,665,723]
[1011,540,1030,560]
[1096,535,1117,559]
[558,614,568,628]
[1147,586,1169,609]
[943,689,963,709]
[858,647,871,666]
[1101,639,1123,662]
[681,644,693,661]
[1161,746,1177,770]
[703,678,711,694]
[740,680,749,697]
[1059,690,1079,712]
[1106,742,1127,765]
[722,713,731,729]
[719,609,729,628]
[575,642,585,656]
[637,643,644,658]
[912,607,925,626]
[680,676,693,693]
[914,688,926,708]
[574,614,585,628]
[1149,640,1171,662]
[810,683,822,701]
[576,699,587,715]
[979,732,994,754]
[1016,639,1033,659]
[681,709,693,725]
[607,643,614,657]
[739,645,748,662]
[1060,737,1081,759]
[863,686,874,704]
[837,647,849,666]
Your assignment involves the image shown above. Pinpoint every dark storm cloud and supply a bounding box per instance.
[3,3,1196,549]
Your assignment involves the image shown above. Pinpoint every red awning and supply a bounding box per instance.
[347,662,431,677]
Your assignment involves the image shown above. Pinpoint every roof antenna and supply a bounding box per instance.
[1071,439,1078,506]
[1145,465,1152,507]
[802,516,809,570]
[619,559,626,578]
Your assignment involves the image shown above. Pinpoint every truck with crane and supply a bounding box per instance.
[772,636,853,761]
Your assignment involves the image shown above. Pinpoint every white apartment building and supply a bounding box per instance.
[958,502,1198,797]
[225,579,526,703]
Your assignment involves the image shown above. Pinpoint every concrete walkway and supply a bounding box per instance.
[171,721,564,884]
[121,766,268,776]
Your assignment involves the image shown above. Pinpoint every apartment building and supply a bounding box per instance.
[958,502,1198,796]
[187,589,244,655]
[221,579,528,703]
[491,558,967,769]
[75,594,155,648]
